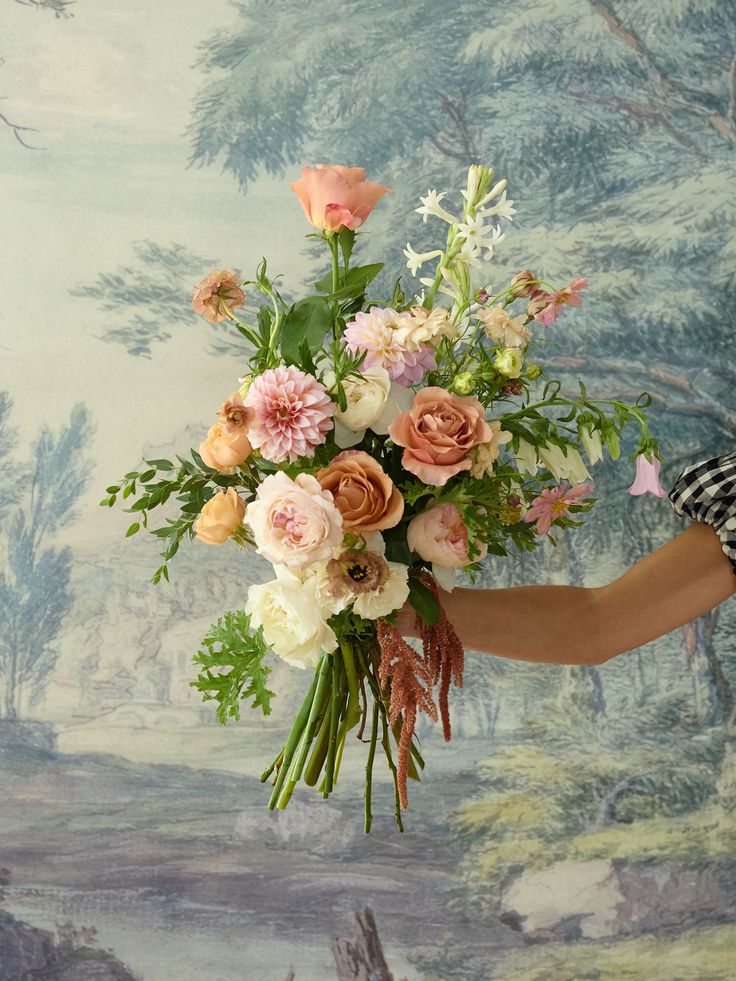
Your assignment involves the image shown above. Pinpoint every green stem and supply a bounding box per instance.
[364,700,379,834]
[323,649,344,795]
[339,637,362,729]
[276,654,332,808]
[259,748,284,784]
[329,235,340,341]
[267,660,322,810]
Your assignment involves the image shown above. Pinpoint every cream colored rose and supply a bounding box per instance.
[494,347,523,378]
[245,575,337,670]
[324,366,391,448]
[478,305,531,348]
[194,487,245,544]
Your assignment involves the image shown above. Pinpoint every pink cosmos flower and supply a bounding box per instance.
[533,277,588,327]
[343,306,437,386]
[627,453,666,497]
[243,365,334,463]
[524,483,594,536]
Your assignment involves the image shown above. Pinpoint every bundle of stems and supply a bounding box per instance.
[259,637,425,833]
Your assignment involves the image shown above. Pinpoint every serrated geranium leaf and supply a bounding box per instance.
[191,610,275,723]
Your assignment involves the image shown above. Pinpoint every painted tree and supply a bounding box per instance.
[0,402,93,719]
[187,0,735,454]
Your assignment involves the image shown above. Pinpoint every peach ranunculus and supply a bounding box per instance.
[192,269,245,323]
[316,449,404,534]
[199,422,252,472]
[388,387,493,487]
[407,502,488,568]
[194,487,245,544]
[289,165,392,233]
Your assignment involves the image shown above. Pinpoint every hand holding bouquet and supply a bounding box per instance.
[103,162,660,832]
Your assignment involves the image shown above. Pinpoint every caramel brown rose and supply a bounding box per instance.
[388,386,493,486]
[316,449,404,533]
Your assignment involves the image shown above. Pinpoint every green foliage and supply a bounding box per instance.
[101,452,256,583]
[279,295,332,365]
[191,610,275,723]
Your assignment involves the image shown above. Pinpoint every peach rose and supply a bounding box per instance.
[199,423,252,472]
[289,165,392,232]
[194,488,245,545]
[192,269,245,324]
[388,386,493,486]
[316,449,404,533]
[407,503,487,567]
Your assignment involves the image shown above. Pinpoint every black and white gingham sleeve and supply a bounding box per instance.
[668,450,736,576]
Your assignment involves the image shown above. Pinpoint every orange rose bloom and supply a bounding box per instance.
[316,450,404,533]
[194,488,245,544]
[192,269,244,324]
[199,423,252,472]
[289,165,392,232]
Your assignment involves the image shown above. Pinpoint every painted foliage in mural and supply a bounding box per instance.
[1,0,734,978]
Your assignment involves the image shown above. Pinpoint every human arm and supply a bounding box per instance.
[396,522,736,665]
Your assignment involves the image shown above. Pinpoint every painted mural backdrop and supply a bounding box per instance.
[1,1,734,978]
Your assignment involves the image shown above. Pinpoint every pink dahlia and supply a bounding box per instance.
[524,482,594,536]
[533,277,588,327]
[343,306,437,386]
[243,365,334,463]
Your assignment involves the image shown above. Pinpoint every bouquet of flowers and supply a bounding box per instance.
[103,162,662,832]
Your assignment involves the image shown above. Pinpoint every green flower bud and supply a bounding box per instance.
[452,371,476,395]
[525,364,542,381]
[494,347,523,379]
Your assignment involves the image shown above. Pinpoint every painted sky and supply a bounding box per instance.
[0,0,320,547]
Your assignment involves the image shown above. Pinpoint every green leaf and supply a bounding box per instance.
[279,296,332,365]
[125,522,141,537]
[191,610,276,723]
[408,577,441,627]
[145,458,175,470]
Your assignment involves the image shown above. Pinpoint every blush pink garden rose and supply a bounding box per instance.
[316,449,404,534]
[388,386,493,486]
[243,365,334,463]
[192,269,245,324]
[407,503,488,567]
[289,165,392,232]
[244,471,344,569]
[194,488,245,544]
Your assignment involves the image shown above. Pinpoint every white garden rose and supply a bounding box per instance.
[352,561,410,620]
[245,576,337,669]
[369,381,414,436]
[324,366,392,448]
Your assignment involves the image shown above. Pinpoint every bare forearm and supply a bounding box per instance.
[434,524,736,665]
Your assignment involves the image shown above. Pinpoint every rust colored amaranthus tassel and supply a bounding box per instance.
[376,620,437,810]
[376,574,465,809]
[417,573,465,742]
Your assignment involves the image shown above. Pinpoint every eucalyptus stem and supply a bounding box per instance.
[364,701,380,834]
